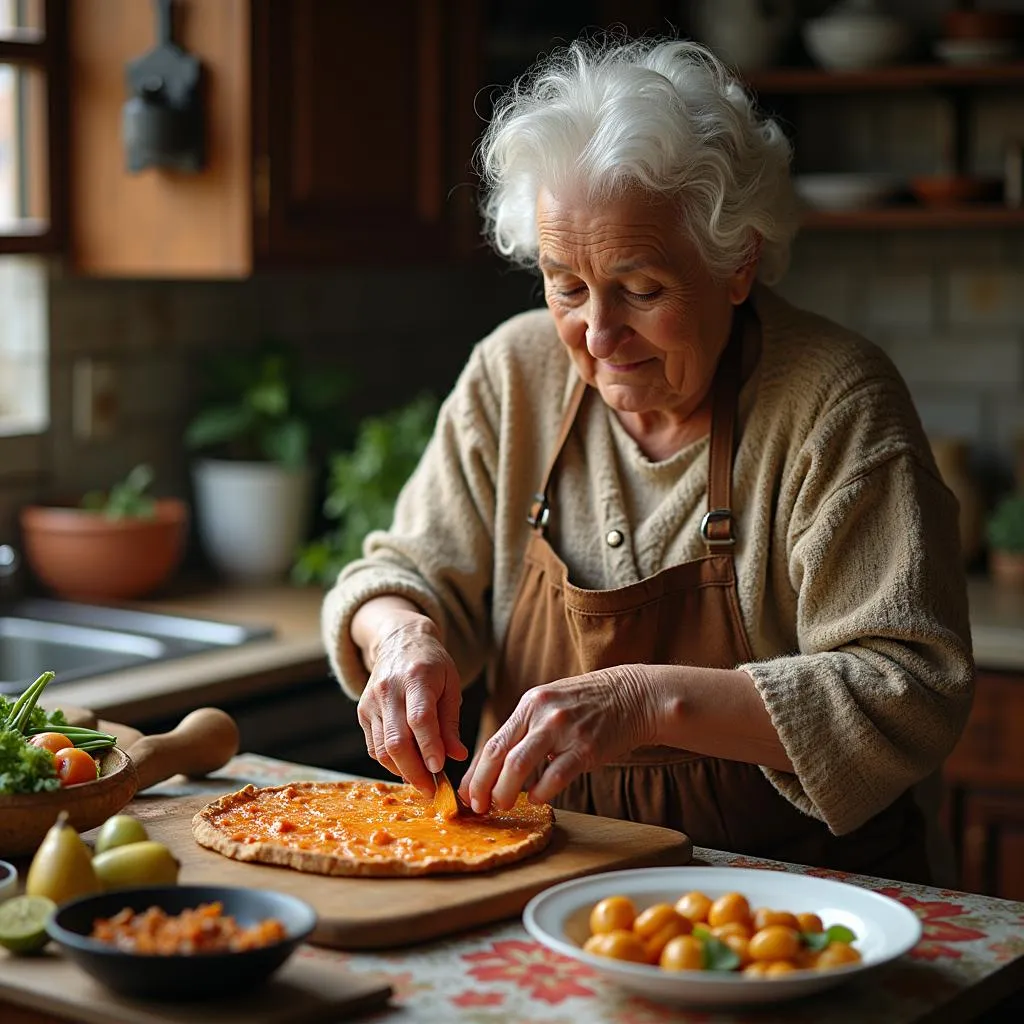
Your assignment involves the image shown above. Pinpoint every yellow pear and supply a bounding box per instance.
[25,811,100,906]
[92,840,180,889]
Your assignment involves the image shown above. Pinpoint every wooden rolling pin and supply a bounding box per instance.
[121,707,241,792]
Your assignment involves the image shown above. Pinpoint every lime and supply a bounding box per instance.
[0,894,57,954]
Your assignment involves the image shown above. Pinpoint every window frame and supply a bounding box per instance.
[0,0,66,254]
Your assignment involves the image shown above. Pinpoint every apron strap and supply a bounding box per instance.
[527,376,588,532]
[701,306,746,550]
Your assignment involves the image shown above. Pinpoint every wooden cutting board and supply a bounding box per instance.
[131,793,692,950]
[0,949,392,1024]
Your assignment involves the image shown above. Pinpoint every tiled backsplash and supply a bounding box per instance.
[0,222,1021,547]
[778,229,1024,477]
[1,76,1023,545]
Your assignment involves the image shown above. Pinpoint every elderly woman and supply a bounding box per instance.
[321,38,973,883]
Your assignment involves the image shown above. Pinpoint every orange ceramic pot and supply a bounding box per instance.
[990,549,1024,590]
[19,499,188,601]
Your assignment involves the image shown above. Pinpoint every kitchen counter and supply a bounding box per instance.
[2,753,1022,1024]
[967,577,1024,672]
[44,582,329,724]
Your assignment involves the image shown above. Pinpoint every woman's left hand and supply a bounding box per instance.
[460,666,659,813]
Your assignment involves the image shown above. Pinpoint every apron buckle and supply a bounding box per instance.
[700,508,735,547]
[527,494,550,529]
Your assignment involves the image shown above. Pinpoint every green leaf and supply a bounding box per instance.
[802,924,857,951]
[186,405,258,450]
[0,730,60,794]
[700,933,741,972]
[262,419,309,467]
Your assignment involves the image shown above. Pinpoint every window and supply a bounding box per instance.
[0,0,63,249]
[0,0,61,440]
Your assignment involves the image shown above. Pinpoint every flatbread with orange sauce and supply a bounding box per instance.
[191,780,554,877]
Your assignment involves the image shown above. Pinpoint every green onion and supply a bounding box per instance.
[4,671,56,734]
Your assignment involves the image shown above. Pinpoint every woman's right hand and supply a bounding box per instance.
[354,603,467,795]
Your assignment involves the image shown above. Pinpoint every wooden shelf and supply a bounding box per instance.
[746,62,1024,94]
[802,205,1024,229]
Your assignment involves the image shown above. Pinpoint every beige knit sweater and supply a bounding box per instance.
[322,285,975,838]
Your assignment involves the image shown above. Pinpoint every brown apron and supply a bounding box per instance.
[486,307,931,883]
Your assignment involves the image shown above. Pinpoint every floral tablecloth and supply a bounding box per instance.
[147,754,1024,1024]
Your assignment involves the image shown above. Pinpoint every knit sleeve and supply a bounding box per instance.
[741,380,975,836]
[321,344,501,699]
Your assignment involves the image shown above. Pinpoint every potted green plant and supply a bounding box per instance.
[185,341,349,584]
[293,394,438,587]
[986,492,1024,589]
[19,465,187,601]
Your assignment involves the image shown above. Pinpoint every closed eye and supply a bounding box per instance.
[627,288,662,302]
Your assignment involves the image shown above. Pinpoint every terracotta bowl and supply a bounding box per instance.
[910,175,1002,206]
[942,10,1024,42]
[19,498,188,601]
[0,747,138,858]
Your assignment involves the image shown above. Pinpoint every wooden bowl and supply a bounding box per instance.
[0,748,139,858]
[19,498,188,601]
[942,10,1024,42]
[910,175,1002,206]
[0,708,242,859]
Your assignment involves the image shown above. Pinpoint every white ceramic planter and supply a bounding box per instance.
[192,459,314,583]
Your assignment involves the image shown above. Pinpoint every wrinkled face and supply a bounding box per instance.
[537,188,755,422]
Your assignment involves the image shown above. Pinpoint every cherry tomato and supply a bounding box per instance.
[816,941,862,969]
[54,747,99,786]
[589,896,637,935]
[28,732,73,756]
[707,892,752,929]
[583,929,647,962]
[674,891,712,924]
[749,925,801,962]
[659,934,704,971]
[752,908,800,932]
[796,912,824,934]
[765,960,798,976]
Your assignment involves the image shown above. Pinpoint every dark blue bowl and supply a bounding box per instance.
[46,885,317,1001]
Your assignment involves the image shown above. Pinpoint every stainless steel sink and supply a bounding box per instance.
[0,598,274,694]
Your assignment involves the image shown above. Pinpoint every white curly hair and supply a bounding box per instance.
[477,36,799,285]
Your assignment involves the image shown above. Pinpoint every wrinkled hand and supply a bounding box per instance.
[460,666,659,813]
[357,621,468,795]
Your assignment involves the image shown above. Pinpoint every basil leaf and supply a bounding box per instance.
[802,924,857,951]
[701,933,741,972]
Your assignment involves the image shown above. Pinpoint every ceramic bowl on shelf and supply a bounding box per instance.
[523,866,922,1009]
[794,173,903,211]
[803,3,914,71]
[933,38,1019,65]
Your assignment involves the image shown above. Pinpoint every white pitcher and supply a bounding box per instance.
[690,0,796,71]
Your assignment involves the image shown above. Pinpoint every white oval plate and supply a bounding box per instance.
[523,866,922,1008]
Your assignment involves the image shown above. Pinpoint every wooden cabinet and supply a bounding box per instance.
[942,671,1024,900]
[250,0,483,266]
[68,0,678,276]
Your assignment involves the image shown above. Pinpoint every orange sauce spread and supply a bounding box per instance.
[219,780,548,864]
[89,902,286,954]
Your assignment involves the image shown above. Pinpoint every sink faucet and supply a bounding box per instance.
[0,544,21,602]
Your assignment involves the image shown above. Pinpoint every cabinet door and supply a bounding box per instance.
[252,0,477,266]
[942,671,1024,899]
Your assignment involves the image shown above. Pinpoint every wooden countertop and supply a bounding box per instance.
[46,581,329,724]
[968,577,1024,672]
